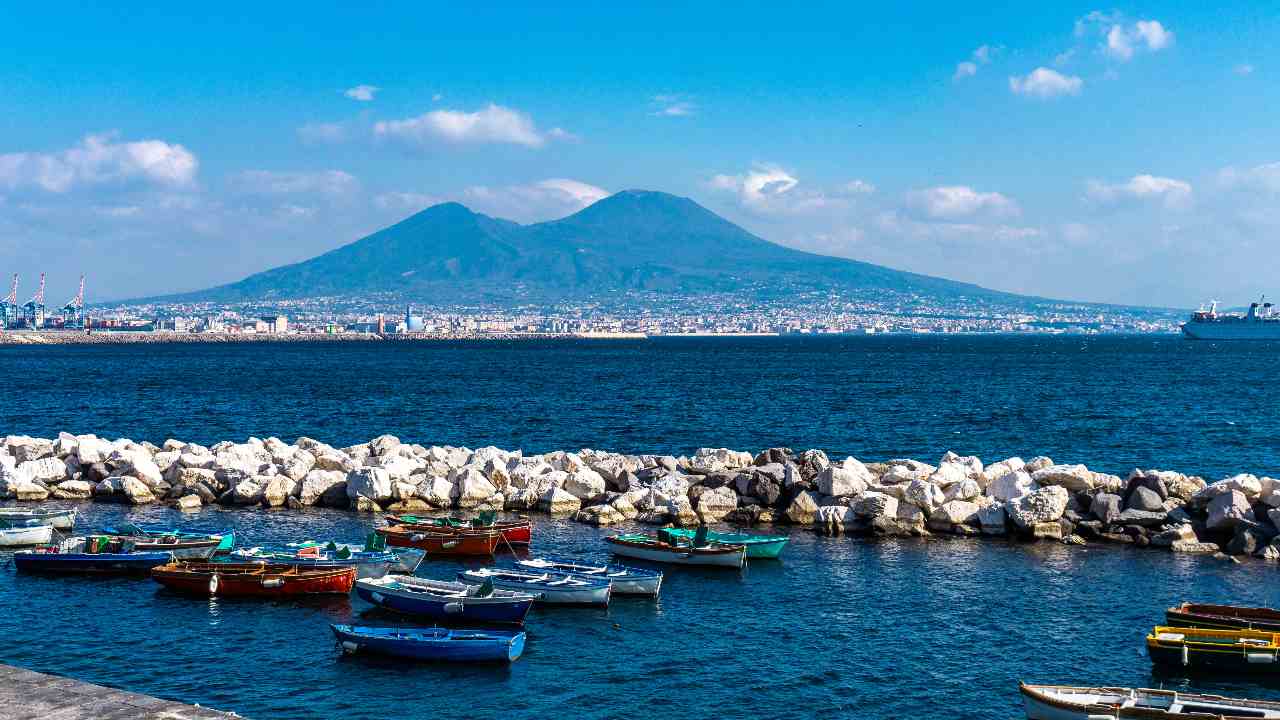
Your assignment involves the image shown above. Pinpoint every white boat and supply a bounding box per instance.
[457,567,612,606]
[0,508,76,530]
[604,534,747,568]
[0,523,54,547]
[1021,682,1280,719]
[516,558,663,597]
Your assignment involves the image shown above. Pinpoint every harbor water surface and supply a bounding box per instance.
[2,335,1280,719]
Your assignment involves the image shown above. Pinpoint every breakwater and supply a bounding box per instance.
[3,432,1276,560]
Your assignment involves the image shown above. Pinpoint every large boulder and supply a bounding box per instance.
[540,487,582,515]
[1206,490,1255,531]
[1007,486,1069,531]
[689,447,754,474]
[109,448,164,488]
[5,436,53,463]
[263,476,297,507]
[928,500,980,531]
[563,469,607,504]
[417,476,457,508]
[120,476,156,504]
[52,479,93,500]
[816,458,872,497]
[17,457,70,484]
[75,436,111,464]
[453,467,498,508]
[281,451,316,481]
[815,505,857,535]
[298,470,346,506]
[986,471,1037,502]
[783,490,820,524]
[903,479,945,513]
[347,467,394,504]
[796,449,830,480]
[981,457,1024,486]
[853,491,899,520]
[693,485,739,523]
[228,477,265,505]
[1031,464,1096,493]
[978,503,1008,535]
[1091,493,1122,524]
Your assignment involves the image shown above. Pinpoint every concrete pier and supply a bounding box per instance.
[0,664,240,719]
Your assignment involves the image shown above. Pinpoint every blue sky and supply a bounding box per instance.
[1,2,1276,306]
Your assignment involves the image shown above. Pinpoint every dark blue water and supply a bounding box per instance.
[0,336,1277,478]
[2,336,1280,719]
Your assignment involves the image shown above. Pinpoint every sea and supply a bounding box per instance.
[1,335,1279,720]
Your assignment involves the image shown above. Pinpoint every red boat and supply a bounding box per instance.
[375,525,502,556]
[150,562,356,597]
[384,514,532,546]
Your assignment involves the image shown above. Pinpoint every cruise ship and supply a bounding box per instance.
[1182,299,1280,340]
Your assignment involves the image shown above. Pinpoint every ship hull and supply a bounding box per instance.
[1182,323,1280,340]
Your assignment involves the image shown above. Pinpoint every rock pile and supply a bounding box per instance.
[0,434,1273,559]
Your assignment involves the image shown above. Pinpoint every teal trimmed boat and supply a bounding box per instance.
[662,528,788,558]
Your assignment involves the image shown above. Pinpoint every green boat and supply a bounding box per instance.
[663,528,789,559]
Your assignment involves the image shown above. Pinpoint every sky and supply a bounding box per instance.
[1,2,1277,307]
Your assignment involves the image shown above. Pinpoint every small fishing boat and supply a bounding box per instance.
[604,533,747,568]
[331,624,525,663]
[356,575,536,624]
[0,507,76,530]
[0,522,54,547]
[105,523,235,555]
[151,562,356,597]
[1020,682,1280,719]
[1167,602,1280,632]
[1147,626,1280,672]
[375,525,501,556]
[106,534,220,559]
[385,513,532,546]
[229,543,424,579]
[13,536,172,575]
[515,558,662,597]
[661,528,789,559]
[457,567,611,606]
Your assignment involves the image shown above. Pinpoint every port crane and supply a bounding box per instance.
[60,275,86,327]
[22,272,46,328]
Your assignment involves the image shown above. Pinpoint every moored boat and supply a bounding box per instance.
[384,514,532,546]
[0,522,54,547]
[375,525,501,556]
[1020,682,1280,719]
[515,557,662,597]
[1167,602,1280,632]
[106,534,220,559]
[662,528,789,559]
[0,507,76,530]
[604,533,746,568]
[457,567,611,606]
[1147,626,1280,673]
[13,536,172,575]
[229,544,423,579]
[331,624,525,663]
[151,562,356,597]
[105,524,235,555]
[355,575,535,625]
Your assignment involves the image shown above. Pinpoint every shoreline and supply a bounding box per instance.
[1,433,1274,561]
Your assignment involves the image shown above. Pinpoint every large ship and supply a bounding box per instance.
[1182,299,1280,340]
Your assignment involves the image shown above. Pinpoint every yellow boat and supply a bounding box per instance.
[1147,625,1280,673]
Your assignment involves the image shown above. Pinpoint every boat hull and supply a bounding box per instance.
[1167,603,1280,633]
[377,526,501,556]
[13,551,173,575]
[129,539,220,560]
[384,516,532,546]
[230,551,405,580]
[1148,626,1280,674]
[457,572,611,606]
[604,536,746,568]
[664,529,789,558]
[0,509,76,530]
[1182,322,1280,340]
[331,624,525,663]
[0,524,54,547]
[356,582,533,624]
[515,559,662,597]
[151,563,356,597]
[1021,682,1280,720]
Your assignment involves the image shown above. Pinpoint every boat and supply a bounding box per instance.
[1020,682,1280,719]
[458,567,611,606]
[1167,602,1280,632]
[105,533,220,559]
[105,523,235,555]
[0,522,53,547]
[1182,299,1280,340]
[151,561,356,597]
[661,528,789,559]
[515,558,663,597]
[604,532,747,568]
[1147,625,1280,672]
[331,624,525,663]
[13,536,172,575]
[0,507,76,530]
[375,525,501,556]
[385,513,532,546]
[229,542,424,579]
[355,575,535,625]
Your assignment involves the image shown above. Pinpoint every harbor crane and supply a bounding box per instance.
[1,274,18,328]
[60,275,86,327]
[22,273,46,328]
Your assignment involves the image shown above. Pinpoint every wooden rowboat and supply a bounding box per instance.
[384,514,532,546]
[1167,602,1280,632]
[331,624,526,663]
[151,562,356,597]
[375,525,501,556]
[662,528,789,559]
[356,575,535,625]
[14,536,172,575]
[0,523,54,547]
[106,534,220,559]
[1147,625,1280,673]
[0,508,76,530]
[1021,682,1280,719]
[515,558,663,597]
[457,567,612,606]
[604,534,746,568]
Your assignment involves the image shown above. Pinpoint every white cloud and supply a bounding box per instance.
[842,179,876,195]
[460,178,609,222]
[297,121,348,144]
[953,44,996,81]
[1080,15,1174,61]
[343,84,380,101]
[373,104,557,148]
[1218,162,1280,193]
[1134,21,1174,51]
[1086,174,1192,209]
[1008,67,1083,98]
[906,185,1019,220]
[0,133,198,193]
[953,62,977,80]
[231,169,359,197]
[651,94,696,117]
[1234,63,1255,76]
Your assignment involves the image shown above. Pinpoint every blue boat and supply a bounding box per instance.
[14,537,172,575]
[457,567,612,606]
[355,574,535,625]
[331,624,526,663]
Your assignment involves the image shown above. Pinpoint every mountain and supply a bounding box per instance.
[159,190,1012,304]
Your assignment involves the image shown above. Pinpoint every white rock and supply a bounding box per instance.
[263,476,297,507]
[176,494,203,511]
[981,457,1024,486]
[903,478,945,512]
[52,479,93,499]
[1206,490,1254,531]
[120,476,156,504]
[928,462,971,488]
[281,451,316,481]
[986,471,1038,502]
[930,500,980,528]
[75,436,111,464]
[853,491,899,520]
[109,448,164,488]
[694,485,739,523]
[454,468,498,508]
[817,460,871,497]
[1220,473,1263,501]
[784,490,820,524]
[1031,464,1096,493]
[299,469,347,506]
[1007,486,1069,530]
[540,487,582,515]
[563,468,607,503]
[346,467,394,503]
[18,457,70,484]
[1024,456,1054,473]
[815,505,857,533]
[978,504,1007,535]
[230,478,264,505]
[417,476,457,507]
[944,478,982,502]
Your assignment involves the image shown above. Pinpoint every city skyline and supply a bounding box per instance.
[2,3,1277,307]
